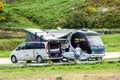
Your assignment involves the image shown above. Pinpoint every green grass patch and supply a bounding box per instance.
[1,0,120,29]
[0,62,120,80]
[0,39,24,51]
[100,34,120,52]
[1,0,85,28]
[0,50,10,57]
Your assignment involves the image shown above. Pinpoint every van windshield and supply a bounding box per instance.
[86,35,104,46]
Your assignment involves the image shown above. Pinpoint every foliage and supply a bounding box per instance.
[0,0,77,28]
[0,2,3,12]
[0,16,6,21]
[85,6,96,14]
[62,11,89,29]
[62,0,120,29]
[0,0,120,29]
[0,39,24,50]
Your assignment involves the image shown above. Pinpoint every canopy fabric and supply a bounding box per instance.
[25,28,57,40]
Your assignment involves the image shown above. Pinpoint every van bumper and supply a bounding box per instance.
[49,57,63,60]
[90,53,105,58]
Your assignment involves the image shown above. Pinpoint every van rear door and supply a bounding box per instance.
[48,41,62,58]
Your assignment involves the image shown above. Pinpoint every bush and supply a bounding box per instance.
[0,16,6,21]
[85,6,96,14]
[91,11,120,29]
[62,11,89,29]
[0,39,23,50]
[0,2,3,12]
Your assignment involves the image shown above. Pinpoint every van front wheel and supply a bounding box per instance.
[37,56,43,63]
[11,55,18,63]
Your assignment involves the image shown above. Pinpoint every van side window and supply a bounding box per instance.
[16,43,26,50]
[25,43,45,49]
[34,43,45,49]
[26,43,34,49]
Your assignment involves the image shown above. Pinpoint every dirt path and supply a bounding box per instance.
[0,58,12,64]
[103,52,120,58]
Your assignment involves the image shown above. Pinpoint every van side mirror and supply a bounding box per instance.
[16,47,21,51]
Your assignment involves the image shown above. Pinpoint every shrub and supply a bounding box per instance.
[85,6,96,14]
[0,16,6,21]
[62,11,89,29]
[0,2,3,12]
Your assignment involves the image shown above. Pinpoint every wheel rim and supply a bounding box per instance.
[11,56,17,63]
[37,56,42,63]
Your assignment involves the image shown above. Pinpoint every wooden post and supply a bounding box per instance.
[56,76,62,80]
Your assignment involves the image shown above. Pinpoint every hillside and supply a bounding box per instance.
[0,0,120,29]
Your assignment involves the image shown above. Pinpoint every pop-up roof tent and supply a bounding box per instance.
[25,28,76,42]
[25,28,58,42]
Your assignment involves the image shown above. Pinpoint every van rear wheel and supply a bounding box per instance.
[11,55,18,63]
[37,56,43,63]
[95,57,102,61]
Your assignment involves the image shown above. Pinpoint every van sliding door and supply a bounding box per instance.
[25,43,35,60]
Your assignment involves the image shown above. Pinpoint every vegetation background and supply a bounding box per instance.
[0,1,120,80]
[0,0,120,57]
[0,0,120,29]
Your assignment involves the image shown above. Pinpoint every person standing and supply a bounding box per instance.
[74,44,82,61]
[64,44,69,52]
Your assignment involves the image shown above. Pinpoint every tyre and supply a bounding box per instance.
[11,55,18,63]
[95,57,102,61]
[36,56,43,63]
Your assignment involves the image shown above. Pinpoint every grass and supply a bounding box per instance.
[0,39,24,57]
[0,39,24,50]
[101,34,120,52]
[0,0,85,28]
[1,0,120,29]
[0,32,24,57]
[0,62,120,80]
[0,50,10,57]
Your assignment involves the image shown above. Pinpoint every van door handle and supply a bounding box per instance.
[36,52,38,54]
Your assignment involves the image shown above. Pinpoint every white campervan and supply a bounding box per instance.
[10,41,62,63]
